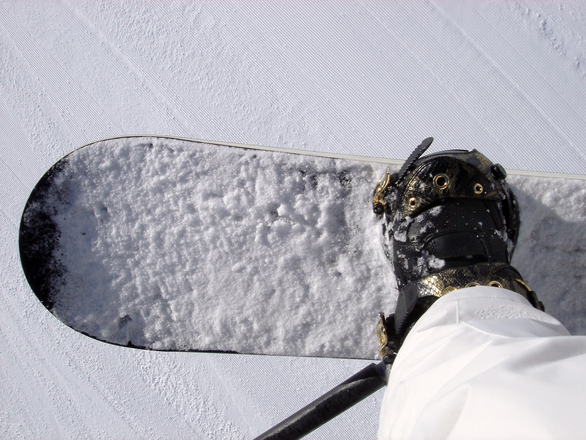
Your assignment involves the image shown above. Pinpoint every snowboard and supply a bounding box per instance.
[19,136,586,359]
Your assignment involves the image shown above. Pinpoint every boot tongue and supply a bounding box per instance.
[413,199,493,268]
[399,198,510,286]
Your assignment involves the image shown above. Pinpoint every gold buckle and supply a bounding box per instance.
[376,312,388,353]
[373,167,392,216]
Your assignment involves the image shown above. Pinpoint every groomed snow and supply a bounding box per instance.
[2,2,586,439]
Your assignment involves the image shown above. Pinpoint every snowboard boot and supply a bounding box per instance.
[373,138,544,364]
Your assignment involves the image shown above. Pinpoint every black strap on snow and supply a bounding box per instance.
[394,137,434,185]
[253,362,390,440]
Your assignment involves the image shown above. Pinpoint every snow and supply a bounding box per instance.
[37,137,393,359]
[2,2,586,439]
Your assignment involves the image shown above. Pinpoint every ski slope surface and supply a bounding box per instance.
[2,2,586,439]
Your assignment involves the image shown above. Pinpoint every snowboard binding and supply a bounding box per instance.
[374,138,544,364]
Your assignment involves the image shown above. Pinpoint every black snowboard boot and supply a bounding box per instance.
[374,138,544,364]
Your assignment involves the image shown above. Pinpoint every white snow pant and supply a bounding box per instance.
[378,286,586,440]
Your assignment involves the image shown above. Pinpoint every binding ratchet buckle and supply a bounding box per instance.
[372,138,434,217]
[372,167,393,216]
[376,312,398,364]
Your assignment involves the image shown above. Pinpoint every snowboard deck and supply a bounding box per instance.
[19,136,586,359]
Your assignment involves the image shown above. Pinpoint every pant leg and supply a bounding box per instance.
[378,286,586,440]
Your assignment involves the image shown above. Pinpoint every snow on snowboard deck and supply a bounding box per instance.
[19,136,586,359]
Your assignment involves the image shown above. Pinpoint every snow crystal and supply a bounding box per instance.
[428,255,446,270]
[428,205,443,216]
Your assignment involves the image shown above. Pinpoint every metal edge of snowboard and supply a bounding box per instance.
[165,135,586,181]
[54,134,586,181]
